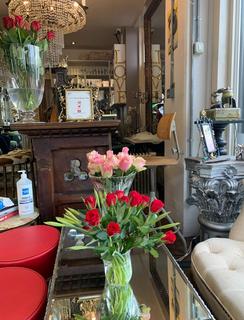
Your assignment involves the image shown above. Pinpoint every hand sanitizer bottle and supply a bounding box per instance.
[17,170,34,216]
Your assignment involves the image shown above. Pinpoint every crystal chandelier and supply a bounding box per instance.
[7,0,87,66]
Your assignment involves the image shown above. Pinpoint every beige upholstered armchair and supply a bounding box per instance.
[192,206,244,320]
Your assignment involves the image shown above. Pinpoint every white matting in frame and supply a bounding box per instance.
[65,89,94,121]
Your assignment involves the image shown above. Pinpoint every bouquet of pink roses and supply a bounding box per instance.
[87,147,146,178]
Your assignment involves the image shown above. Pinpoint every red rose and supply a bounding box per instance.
[14,15,23,27]
[119,195,129,204]
[46,30,55,41]
[31,20,41,32]
[141,195,150,206]
[106,193,117,206]
[3,16,15,30]
[150,199,164,213]
[129,190,143,207]
[162,230,176,244]
[85,209,100,226]
[129,190,141,198]
[107,221,121,237]
[115,190,124,200]
[84,195,96,209]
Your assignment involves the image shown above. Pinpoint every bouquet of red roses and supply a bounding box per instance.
[0,15,54,54]
[49,189,178,259]
[48,190,178,320]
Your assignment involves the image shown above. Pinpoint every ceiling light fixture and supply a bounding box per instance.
[7,0,88,66]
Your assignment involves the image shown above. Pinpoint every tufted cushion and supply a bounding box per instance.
[0,225,60,278]
[0,267,47,320]
[192,238,244,320]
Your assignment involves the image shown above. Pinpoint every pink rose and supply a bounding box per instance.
[88,162,101,175]
[87,151,104,164]
[118,155,134,172]
[106,150,119,169]
[133,156,146,172]
[87,151,105,175]
[122,147,129,154]
[101,161,113,178]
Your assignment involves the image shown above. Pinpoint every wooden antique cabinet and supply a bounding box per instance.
[11,121,120,221]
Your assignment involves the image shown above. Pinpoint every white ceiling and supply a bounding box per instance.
[0,0,146,50]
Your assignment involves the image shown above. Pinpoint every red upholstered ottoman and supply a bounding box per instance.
[0,225,60,278]
[0,267,47,320]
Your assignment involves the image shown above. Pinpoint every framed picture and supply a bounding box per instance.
[201,123,217,154]
[65,89,94,121]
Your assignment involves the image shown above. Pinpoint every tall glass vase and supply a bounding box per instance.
[101,251,141,320]
[89,173,136,195]
[5,44,45,123]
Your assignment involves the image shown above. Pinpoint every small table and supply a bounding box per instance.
[45,228,215,320]
[0,211,39,232]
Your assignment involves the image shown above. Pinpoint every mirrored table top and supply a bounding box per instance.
[44,228,215,320]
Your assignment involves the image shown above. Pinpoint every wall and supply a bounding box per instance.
[164,0,238,236]
[164,0,191,235]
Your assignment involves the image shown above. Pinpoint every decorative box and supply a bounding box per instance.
[205,108,240,120]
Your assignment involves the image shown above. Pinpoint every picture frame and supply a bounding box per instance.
[65,89,94,121]
[200,122,218,158]
[196,120,219,160]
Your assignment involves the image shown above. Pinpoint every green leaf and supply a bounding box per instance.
[150,248,159,258]
[65,208,81,216]
[131,216,144,226]
[7,28,18,43]
[154,222,180,230]
[145,213,158,226]
[138,225,150,234]
[45,221,63,227]
[96,231,108,241]
[156,211,170,223]
[68,245,88,250]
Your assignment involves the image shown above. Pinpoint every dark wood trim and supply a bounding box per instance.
[144,0,162,132]
[10,120,120,137]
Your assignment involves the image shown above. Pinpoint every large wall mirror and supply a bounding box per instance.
[144,0,165,133]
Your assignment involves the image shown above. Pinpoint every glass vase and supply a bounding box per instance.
[101,251,141,320]
[5,44,45,123]
[89,172,136,195]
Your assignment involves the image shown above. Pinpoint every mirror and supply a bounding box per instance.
[144,0,165,133]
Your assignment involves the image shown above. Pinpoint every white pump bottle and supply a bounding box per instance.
[17,170,34,216]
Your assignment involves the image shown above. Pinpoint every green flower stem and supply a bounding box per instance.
[101,251,140,320]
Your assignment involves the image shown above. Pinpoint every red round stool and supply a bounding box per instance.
[0,267,47,320]
[0,225,60,278]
